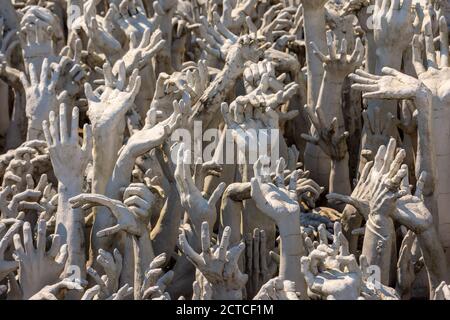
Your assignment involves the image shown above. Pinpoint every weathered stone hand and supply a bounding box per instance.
[350,67,425,100]
[174,143,226,229]
[0,220,22,281]
[43,104,92,185]
[302,106,349,161]
[301,222,364,300]
[311,31,364,82]
[13,219,68,299]
[179,222,247,300]
[253,277,301,300]
[28,279,83,300]
[20,58,60,140]
[69,193,142,237]
[373,0,414,53]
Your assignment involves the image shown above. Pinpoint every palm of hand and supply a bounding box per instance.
[49,143,88,180]
[395,194,432,232]
[108,201,141,235]
[374,12,414,51]
[182,190,214,226]
[315,269,362,300]
[14,221,66,299]
[25,85,57,123]
[18,250,65,299]
[88,89,133,129]
[126,124,167,156]
[419,67,450,102]
[376,74,422,99]
[259,183,300,217]
[117,12,153,38]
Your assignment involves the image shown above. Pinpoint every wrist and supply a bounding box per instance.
[278,215,301,241]
[366,212,394,240]
[58,180,82,196]
[323,71,346,86]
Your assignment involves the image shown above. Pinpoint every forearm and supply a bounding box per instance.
[317,73,345,122]
[362,214,394,285]
[132,228,155,300]
[329,154,352,198]
[302,7,327,106]
[92,131,123,194]
[416,228,449,298]
[278,218,307,298]
[56,181,86,279]
[220,183,251,247]
[365,32,376,74]
[155,13,173,75]
[414,91,434,197]
[107,148,137,198]
[151,184,183,257]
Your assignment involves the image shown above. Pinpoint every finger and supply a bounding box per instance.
[0,221,23,256]
[22,221,34,254]
[275,158,286,188]
[415,171,427,198]
[79,125,92,160]
[318,224,328,245]
[208,182,226,207]
[252,228,260,275]
[36,219,47,255]
[201,221,210,255]
[71,107,80,143]
[439,16,449,68]
[49,111,60,145]
[178,232,203,267]
[424,22,438,68]
[59,104,69,144]
[97,224,122,238]
[48,234,61,259]
[217,226,231,261]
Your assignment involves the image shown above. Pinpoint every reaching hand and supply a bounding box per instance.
[20,58,60,139]
[253,277,301,300]
[250,156,300,226]
[174,143,226,229]
[179,222,247,299]
[85,61,141,132]
[70,193,142,237]
[29,279,83,300]
[373,0,415,53]
[301,222,364,300]
[350,67,427,100]
[43,104,92,185]
[0,220,22,281]
[13,219,68,299]
[302,105,349,161]
[311,31,364,82]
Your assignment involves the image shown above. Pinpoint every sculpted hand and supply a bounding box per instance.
[69,194,142,237]
[0,220,22,281]
[43,104,92,185]
[179,222,247,300]
[28,279,83,300]
[13,219,68,299]
[253,277,301,300]
[20,58,60,139]
[174,143,226,229]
